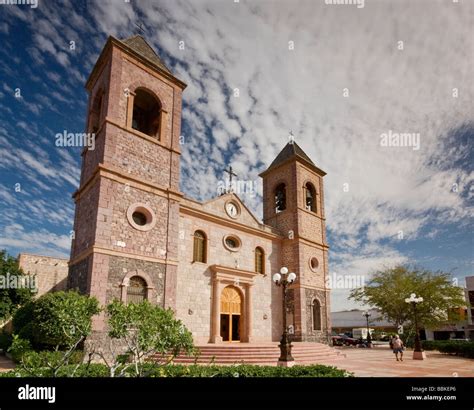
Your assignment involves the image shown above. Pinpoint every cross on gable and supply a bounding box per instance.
[224,165,238,193]
[135,21,146,35]
[289,130,295,144]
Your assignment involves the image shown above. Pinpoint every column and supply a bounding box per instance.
[245,284,253,343]
[210,278,222,343]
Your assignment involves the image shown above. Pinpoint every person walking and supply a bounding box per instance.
[392,335,404,361]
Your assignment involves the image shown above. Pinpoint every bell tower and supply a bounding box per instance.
[68,35,186,332]
[260,141,330,342]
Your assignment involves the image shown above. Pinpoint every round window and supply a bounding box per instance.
[310,257,319,271]
[223,235,241,252]
[132,211,147,226]
[126,203,156,232]
[225,237,238,248]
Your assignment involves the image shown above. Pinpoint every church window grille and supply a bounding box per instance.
[127,276,147,304]
[193,230,207,263]
[255,247,265,274]
[312,299,322,330]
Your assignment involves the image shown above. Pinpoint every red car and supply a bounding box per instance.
[332,335,359,346]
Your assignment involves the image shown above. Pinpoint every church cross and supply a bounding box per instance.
[135,21,146,35]
[224,165,238,193]
[289,130,295,144]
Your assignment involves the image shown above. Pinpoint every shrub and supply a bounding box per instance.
[0,363,351,378]
[32,291,100,348]
[7,334,32,362]
[99,300,195,377]
[420,340,474,358]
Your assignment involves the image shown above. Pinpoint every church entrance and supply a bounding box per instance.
[220,286,242,342]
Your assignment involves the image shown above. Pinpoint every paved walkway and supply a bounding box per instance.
[316,346,474,377]
[0,355,15,373]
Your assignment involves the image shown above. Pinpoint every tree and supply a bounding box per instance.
[13,291,100,377]
[97,300,195,377]
[350,265,466,330]
[0,250,36,323]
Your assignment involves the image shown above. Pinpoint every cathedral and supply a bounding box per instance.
[67,35,331,345]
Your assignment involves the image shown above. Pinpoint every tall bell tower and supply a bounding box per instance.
[260,141,330,342]
[67,35,186,333]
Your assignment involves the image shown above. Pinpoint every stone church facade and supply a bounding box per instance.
[67,35,331,344]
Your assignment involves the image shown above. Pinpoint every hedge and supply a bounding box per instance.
[421,340,474,358]
[0,363,352,378]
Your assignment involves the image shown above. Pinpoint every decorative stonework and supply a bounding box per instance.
[126,202,157,232]
[303,288,330,343]
[106,256,166,306]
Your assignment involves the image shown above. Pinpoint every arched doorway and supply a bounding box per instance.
[220,286,242,342]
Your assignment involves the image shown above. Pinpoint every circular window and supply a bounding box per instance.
[132,211,147,226]
[309,257,319,271]
[223,235,241,252]
[127,203,156,232]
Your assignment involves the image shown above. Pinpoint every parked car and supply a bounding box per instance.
[333,334,359,346]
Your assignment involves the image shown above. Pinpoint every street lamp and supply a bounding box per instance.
[405,293,426,360]
[362,311,372,347]
[273,267,297,367]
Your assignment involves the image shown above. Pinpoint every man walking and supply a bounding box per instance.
[392,335,404,361]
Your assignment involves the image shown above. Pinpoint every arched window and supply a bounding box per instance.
[312,299,322,330]
[127,276,147,304]
[255,247,265,274]
[132,88,161,138]
[193,230,207,263]
[90,91,104,133]
[274,183,286,213]
[305,183,316,212]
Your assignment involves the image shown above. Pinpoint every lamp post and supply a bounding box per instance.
[362,311,372,348]
[405,293,426,360]
[273,267,297,367]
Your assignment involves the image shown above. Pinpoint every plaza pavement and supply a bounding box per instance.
[316,345,474,377]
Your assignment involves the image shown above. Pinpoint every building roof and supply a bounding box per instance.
[331,309,394,328]
[120,35,172,75]
[260,141,326,177]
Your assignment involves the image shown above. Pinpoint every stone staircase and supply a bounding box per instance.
[167,342,344,366]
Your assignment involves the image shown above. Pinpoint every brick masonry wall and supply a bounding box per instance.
[18,254,69,297]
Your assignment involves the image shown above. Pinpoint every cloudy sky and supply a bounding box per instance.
[0,0,472,311]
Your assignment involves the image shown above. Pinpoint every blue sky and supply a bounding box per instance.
[0,0,472,311]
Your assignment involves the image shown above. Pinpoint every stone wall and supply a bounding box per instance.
[18,253,69,297]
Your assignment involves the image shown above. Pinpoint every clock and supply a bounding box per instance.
[225,202,239,218]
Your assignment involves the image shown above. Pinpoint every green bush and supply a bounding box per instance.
[420,340,474,358]
[11,291,100,349]
[7,334,32,362]
[33,291,100,348]
[0,362,351,378]
[12,300,35,334]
